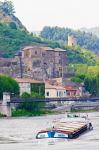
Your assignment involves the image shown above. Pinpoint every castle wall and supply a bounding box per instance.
[0,46,67,80]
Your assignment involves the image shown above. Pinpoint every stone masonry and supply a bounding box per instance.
[0,45,67,80]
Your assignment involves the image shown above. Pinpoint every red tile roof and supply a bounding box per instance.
[64,86,77,91]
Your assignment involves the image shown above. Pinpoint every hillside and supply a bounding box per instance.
[40,26,99,54]
[64,46,97,65]
[80,27,99,38]
[0,1,26,30]
[0,1,98,66]
[0,1,60,57]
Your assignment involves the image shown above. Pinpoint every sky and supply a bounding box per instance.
[2,0,99,31]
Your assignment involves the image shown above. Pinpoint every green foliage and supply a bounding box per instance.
[41,26,99,53]
[0,23,61,57]
[72,64,88,75]
[9,22,17,29]
[70,64,99,76]
[84,75,97,95]
[17,84,45,116]
[12,109,33,117]
[17,100,45,116]
[0,23,41,57]
[63,46,97,65]
[70,64,99,95]
[0,75,19,99]
[0,0,15,15]
[31,83,45,98]
[71,77,82,83]
[21,92,31,98]
[0,113,7,117]
[71,74,86,83]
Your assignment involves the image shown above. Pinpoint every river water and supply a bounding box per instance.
[0,112,99,150]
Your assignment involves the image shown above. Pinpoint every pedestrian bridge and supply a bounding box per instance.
[0,95,99,117]
[10,96,99,103]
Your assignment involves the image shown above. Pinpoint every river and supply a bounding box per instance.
[0,112,99,150]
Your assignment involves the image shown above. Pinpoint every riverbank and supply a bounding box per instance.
[9,108,99,117]
[12,109,55,117]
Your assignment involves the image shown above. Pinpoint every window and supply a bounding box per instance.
[59,91,61,97]
[46,92,49,96]
[35,51,37,55]
[57,91,58,97]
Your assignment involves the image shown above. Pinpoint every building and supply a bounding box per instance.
[21,46,67,80]
[0,45,67,80]
[68,35,77,47]
[15,78,44,96]
[64,86,78,97]
[0,58,19,77]
[45,83,66,98]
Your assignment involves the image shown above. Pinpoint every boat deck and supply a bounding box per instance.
[37,121,88,136]
[36,117,92,139]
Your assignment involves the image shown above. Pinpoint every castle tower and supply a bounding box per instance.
[68,35,77,46]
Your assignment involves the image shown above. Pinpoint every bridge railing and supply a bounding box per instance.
[9,96,99,103]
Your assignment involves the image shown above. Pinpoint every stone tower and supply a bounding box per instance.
[68,35,77,46]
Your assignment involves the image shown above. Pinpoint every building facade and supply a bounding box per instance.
[15,78,44,96]
[45,84,66,98]
[21,46,67,80]
[0,45,67,81]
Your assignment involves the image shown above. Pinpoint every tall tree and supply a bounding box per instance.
[0,0,15,15]
[0,75,19,99]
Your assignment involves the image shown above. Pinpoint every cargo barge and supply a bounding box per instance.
[36,115,93,139]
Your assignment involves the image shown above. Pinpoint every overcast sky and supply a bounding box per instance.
[6,0,99,31]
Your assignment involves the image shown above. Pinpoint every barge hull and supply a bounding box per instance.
[36,125,88,139]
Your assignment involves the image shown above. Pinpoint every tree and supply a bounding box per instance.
[9,22,17,29]
[84,74,99,96]
[0,0,15,15]
[0,75,19,99]
[21,92,31,98]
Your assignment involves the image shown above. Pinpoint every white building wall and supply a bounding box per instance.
[57,90,66,98]
[19,83,31,95]
[45,89,57,98]
[45,89,67,98]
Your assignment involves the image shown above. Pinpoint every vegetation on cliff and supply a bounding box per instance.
[41,26,99,54]
[70,64,99,95]
[0,1,98,67]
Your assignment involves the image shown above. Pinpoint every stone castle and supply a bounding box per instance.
[0,45,67,80]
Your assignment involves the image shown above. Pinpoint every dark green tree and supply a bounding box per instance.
[21,92,31,98]
[84,75,98,95]
[0,0,15,15]
[0,75,19,99]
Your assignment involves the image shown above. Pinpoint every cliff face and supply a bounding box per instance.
[0,1,26,30]
[0,11,26,30]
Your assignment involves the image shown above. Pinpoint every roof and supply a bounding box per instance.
[45,83,65,90]
[41,47,54,51]
[22,46,65,52]
[15,78,44,84]
[22,46,53,51]
[54,48,66,52]
[64,86,77,91]
[63,79,82,87]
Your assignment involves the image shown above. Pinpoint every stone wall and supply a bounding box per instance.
[0,46,67,80]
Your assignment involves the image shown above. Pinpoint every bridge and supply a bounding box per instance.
[1,94,99,117]
[10,96,99,103]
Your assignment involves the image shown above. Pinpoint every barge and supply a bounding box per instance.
[36,114,93,139]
